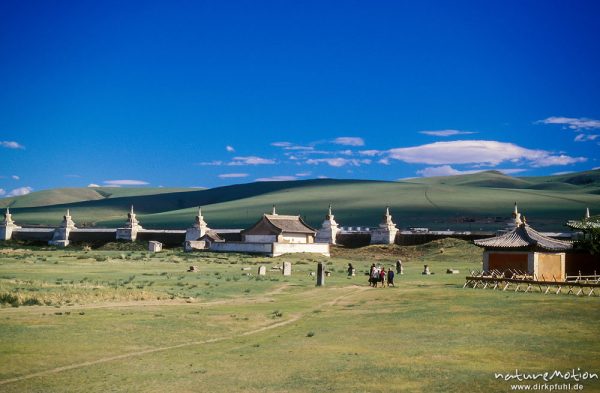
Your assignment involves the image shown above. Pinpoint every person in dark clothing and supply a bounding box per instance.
[347,263,354,276]
[387,269,395,287]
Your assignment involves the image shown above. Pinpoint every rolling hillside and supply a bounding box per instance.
[2,170,599,231]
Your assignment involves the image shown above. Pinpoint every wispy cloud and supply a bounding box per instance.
[103,180,149,186]
[255,175,297,182]
[419,130,476,137]
[7,186,33,197]
[230,156,276,165]
[88,183,100,187]
[358,150,383,157]
[295,172,311,177]
[271,141,292,147]
[196,160,224,166]
[0,141,25,149]
[218,173,249,178]
[306,158,371,167]
[332,137,365,146]
[11,175,19,180]
[538,116,600,130]
[386,140,586,167]
[552,171,574,176]
[574,134,599,142]
[226,145,235,152]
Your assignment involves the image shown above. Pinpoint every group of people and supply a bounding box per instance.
[368,259,402,287]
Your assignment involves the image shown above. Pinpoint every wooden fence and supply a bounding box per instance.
[463,269,600,297]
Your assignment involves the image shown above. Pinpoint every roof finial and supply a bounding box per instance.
[130,205,134,214]
[585,207,590,219]
[66,209,70,217]
[328,203,332,216]
[198,206,202,217]
[6,207,9,215]
[386,206,390,216]
[272,204,277,215]
[513,202,523,226]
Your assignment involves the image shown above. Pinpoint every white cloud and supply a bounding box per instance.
[306,158,371,167]
[255,176,297,182]
[7,186,33,197]
[0,141,25,149]
[386,140,586,167]
[103,180,149,186]
[317,175,329,179]
[378,158,390,165]
[416,165,527,177]
[531,154,586,167]
[196,160,224,166]
[11,175,19,180]
[295,172,311,177]
[538,116,600,130]
[359,150,383,157]
[229,156,276,165]
[218,173,249,178]
[0,189,5,196]
[574,134,599,142]
[271,141,292,147]
[87,183,100,187]
[333,137,365,146]
[417,165,477,177]
[226,145,235,152]
[419,130,476,137]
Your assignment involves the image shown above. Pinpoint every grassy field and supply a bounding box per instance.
[3,170,600,231]
[0,240,599,392]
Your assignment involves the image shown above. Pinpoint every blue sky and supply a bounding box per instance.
[1,0,599,196]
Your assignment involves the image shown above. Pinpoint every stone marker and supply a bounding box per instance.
[187,265,198,272]
[148,241,162,252]
[258,265,266,276]
[241,267,251,271]
[282,261,292,276]
[422,264,431,275]
[325,271,331,277]
[316,262,325,286]
[446,269,460,274]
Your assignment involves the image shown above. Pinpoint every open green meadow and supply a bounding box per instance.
[1,240,598,392]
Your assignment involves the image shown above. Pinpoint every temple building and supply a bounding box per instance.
[241,205,316,244]
[474,203,573,281]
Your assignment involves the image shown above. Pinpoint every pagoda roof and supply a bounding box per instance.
[474,224,572,251]
[242,214,316,235]
[566,215,600,230]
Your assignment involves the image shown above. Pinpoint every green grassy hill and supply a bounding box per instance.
[3,170,599,231]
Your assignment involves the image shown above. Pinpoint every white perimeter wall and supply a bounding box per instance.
[209,242,273,254]
[272,243,329,257]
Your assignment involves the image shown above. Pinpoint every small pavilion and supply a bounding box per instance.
[474,203,572,281]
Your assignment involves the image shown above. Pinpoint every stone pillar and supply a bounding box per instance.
[0,208,20,241]
[258,265,266,276]
[282,261,292,276]
[370,207,399,244]
[116,205,144,241]
[49,209,77,247]
[185,207,210,241]
[316,204,341,245]
[316,262,325,286]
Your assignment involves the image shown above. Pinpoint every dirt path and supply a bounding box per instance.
[0,286,367,386]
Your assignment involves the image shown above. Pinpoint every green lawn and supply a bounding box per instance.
[0,241,599,392]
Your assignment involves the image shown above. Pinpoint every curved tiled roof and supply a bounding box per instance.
[566,216,600,230]
[474,224,572,251]
[264,214,316,234]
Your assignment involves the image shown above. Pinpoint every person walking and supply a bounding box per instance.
[387,268,395,287]
[379,267,386,288]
